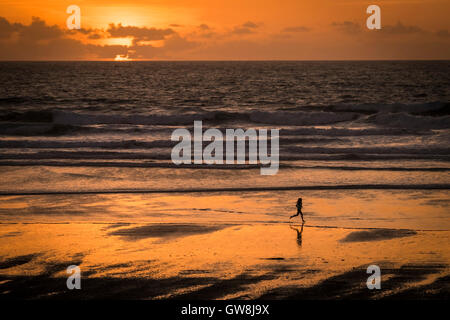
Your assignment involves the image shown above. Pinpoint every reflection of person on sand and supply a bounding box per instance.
[290,222,304,247]
[289,197,305,222]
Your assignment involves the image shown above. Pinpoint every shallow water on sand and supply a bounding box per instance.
[0,166,449,195]
[0,189,448,230]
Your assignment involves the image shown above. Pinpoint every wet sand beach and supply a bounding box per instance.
[0,189,448,299]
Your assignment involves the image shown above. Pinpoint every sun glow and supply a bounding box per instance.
[103,37,133,47]
[114,54,132,61]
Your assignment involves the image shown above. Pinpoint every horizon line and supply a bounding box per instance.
[1,59,450,62]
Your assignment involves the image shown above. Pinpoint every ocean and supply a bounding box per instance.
[0,61,449,193]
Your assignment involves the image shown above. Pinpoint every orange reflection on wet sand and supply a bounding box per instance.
[0,189,448,299]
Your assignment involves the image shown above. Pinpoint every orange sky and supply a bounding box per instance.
[0,0,449,60]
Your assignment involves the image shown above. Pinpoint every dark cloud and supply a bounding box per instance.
[0,17,21,38]
[19,17,63,41]
[66,27,104,40]
[0,16,65,41]
[232,27,254,35]
[436,29,450,38]
[242,21,258,29]
[331,21,362,35]
[331,20,426,37]
[381,22,423,35]
[194,24,217,39]
[0,16,183,60]
[231,21,259,35]
[282,26,311,33]
[127,44,159,59]
[198,24,210,30]
[0,35,127,60]
[0,17,110,59]
[162,34,198,53]
[127,34,198,59]
[199,32,216,39]
[88,33,103,40]
[0,16,447,60]
[107,23,174,44]
[67,28,96,35]
[0,16,199,60]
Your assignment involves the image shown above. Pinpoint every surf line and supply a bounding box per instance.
[171,121,279,175]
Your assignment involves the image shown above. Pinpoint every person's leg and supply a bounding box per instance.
[300,209,305,222]
[290,210,299,219]
[289,212,298,219]
[290,207,301,219]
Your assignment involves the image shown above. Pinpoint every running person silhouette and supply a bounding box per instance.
[290,197,305,222]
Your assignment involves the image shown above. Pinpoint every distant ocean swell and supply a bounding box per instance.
[1,101,448,125]
[1,183,449,196]
[0,102,449,168]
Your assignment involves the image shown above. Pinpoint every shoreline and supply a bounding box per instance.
[1,183,449,196]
